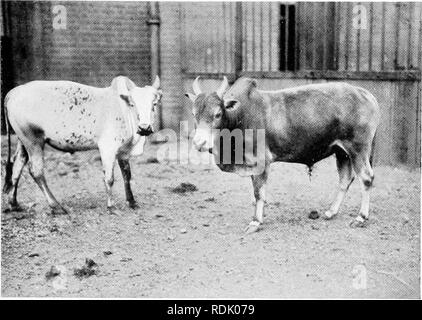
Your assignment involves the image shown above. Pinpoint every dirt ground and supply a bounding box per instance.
[1,136,420,298]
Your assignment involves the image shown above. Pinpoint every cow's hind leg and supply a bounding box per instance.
[118,158,139,209]
[26,143,67,214]
[324,149,354,220]
[245,168,269,234]
[350,153,374,228]
[4,141,29,212]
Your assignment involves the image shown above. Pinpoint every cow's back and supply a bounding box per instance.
[263,82,380,164]
[5,80,117,151]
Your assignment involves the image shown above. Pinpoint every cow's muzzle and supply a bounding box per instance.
[194,143,213,154]
[137,124,154,136]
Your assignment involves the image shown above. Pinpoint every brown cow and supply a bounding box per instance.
[186,77,380,233]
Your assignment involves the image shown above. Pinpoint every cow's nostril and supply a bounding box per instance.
[137,124,153,136]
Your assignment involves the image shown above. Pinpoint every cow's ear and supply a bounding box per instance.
[152,75,160,89]
[185,93,197,102]
[120,94,134,107]
[248,78,257,94]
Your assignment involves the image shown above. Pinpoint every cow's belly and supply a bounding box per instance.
[37,113,102,151]
[268,132,337,166]
[273,144,335,166]
[45,135,98,152]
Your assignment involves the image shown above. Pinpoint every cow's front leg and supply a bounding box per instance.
[117,158,139,209]
[99,148,118,213]
[245,169,268,234]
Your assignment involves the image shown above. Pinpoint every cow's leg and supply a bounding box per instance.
[249,186,256,205]
[350,153,374,228]
[117,158,139,209]
[5,141,29,212]
[26,143,67,214]
[245,169,268,234]
[324,150,354,220]
[99,147,118,213]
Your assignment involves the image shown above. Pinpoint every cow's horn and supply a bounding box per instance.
[152,75,160,89]
[192,76,202,95]
[216,76,229,99]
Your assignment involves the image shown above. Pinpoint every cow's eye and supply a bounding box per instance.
[215,111,222,119]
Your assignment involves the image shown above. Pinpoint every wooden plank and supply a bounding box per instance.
[209,17,215,72]
[416,81,421,166]
[222,2,227,73]
[395,3,401,69]
[391,81,419,166]
[295,2,300,71]
[369,2,373,71]
[243,3,247,71]
[259,2,263,71]
[251,3,255,71]
[285,4,289,71]
[333,2,339,70]
[356,2,361,71]
[229,2,234,70]
[217,4,222,72]
[234,2,243,78]
[243,3,248,71]
[183,72,236,81]
[1,0,9,36]
[393,82,407,163]
[179,3,187,73]
[312,2,316,70]
[403,81,419,166]
[345,2,351,70]
[419,6,422,69]
[238,70,421,81]
[268,3,272,71]
[407,3,413,69]
[381,2,386,70]
[322,3,327,71]
[184,70,421,82]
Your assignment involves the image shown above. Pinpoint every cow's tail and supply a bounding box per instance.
[2,93,14,194]
[369,130,377,167]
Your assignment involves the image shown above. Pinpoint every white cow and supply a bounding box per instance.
[3,76,162,214]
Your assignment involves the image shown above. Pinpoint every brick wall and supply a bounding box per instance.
[5,1,151,88]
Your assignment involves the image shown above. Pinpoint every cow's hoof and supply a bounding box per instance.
[4,203,26,213]
[107,206,120,215]
[323,210,336,220]
[349,216,369,228]
[51,206,68,215]
[244,221,261,234]
[128,201,140,209]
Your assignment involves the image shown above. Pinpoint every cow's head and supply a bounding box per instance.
[116,76,162,136]
[185,76,230,152]
[222,77,258,113]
